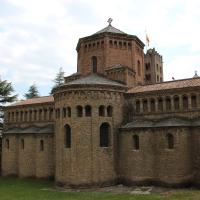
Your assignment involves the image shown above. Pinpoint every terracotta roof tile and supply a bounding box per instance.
[128,77,200,94]
[8,96,54,107]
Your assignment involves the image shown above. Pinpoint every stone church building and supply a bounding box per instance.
[2,21,200,187]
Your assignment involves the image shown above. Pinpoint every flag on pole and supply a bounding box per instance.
[146,33,150,46]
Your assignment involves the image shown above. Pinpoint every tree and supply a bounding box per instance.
[0,78,17,126]
[50,67,65,94]
[24,84,40,99]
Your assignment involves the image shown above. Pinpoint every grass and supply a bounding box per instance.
[0,177,200,200]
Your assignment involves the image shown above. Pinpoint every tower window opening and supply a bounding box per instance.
[63,107,67,118]
[137,60,141,76]
[85,105,92,117]
[107,106,113,117]
[91,56,97,73]
[76,105,83,117]
[99,105,105,116]
[67,107,71,117]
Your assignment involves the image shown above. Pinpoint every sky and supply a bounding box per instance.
[1,0,200,99]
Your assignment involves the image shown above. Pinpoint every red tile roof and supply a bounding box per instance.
[8,96,54,107]
[128,77,200,94]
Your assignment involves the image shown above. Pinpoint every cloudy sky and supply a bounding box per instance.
[1,0,200,98]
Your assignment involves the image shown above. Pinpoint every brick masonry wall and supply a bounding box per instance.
[77,35,144,86]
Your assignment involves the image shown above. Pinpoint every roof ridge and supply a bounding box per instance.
[135,76,200,88]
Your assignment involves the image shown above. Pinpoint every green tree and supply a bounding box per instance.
[50,67,65,94]
[0,78,17,126]
[24,84,40,99]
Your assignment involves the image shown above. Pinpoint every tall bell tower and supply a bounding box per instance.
[76,19,145,87]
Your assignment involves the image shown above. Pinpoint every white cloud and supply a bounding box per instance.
[0,0,200,97]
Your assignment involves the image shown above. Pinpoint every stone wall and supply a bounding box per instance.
[54,86,125,187]
[119,127,193,186]
[2,133,54,178]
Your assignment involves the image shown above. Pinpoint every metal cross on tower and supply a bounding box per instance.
[107,18,113,25]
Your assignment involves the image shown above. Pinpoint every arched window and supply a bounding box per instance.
[166,97,171,111]
[16,112,19,122]
[182,95,188,110]
[100,123,110,147]
[133,135,139,150]
[85,105,92,117]
[49,108,53,120]
[11,112,14,121]
[67,107,71,117]
[29,110,32,121]
[43,109,47,120]
[99,105,105,116]
[39,109,42,120]
[107,106,113,117]
[24,111,28,122]
[136,100,140,113]
[143,99,148,112]
[34,110,37,121]
[158,98,163,111]
[137,60,141,76]
[64,124,71,148]
[21,139,24,149]
[40,140,44,151]
[150,99,155,112]
[167,133,174,149]
[76,105,83,117]
[8,112,11,122]
[191,94,197,108]
[63,107,67,118]
[91,56,97,73]
[174,96,180,110]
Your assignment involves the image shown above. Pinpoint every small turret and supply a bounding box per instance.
[144,48,163,84]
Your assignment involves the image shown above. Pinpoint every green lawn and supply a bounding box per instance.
[0,177,200,200]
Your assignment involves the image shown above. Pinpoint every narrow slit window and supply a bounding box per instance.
[64,124,71,148]
[133,135,139,150]
[40,140,44,151]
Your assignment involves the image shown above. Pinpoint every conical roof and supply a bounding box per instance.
[60,73,126,88]
[93,24,126,35]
